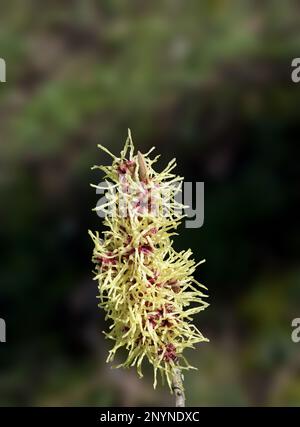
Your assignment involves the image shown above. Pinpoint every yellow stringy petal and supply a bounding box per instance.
[89,130,209,390]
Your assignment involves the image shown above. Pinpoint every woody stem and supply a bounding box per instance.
[172,367,185,407]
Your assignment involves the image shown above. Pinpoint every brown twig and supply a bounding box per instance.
[172,367,185,407]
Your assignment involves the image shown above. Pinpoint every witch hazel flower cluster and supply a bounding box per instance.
[89,130,209,390]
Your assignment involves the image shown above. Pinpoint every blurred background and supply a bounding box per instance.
[0,0,300,406]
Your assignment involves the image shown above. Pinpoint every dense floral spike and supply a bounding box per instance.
[89,130,209,390]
